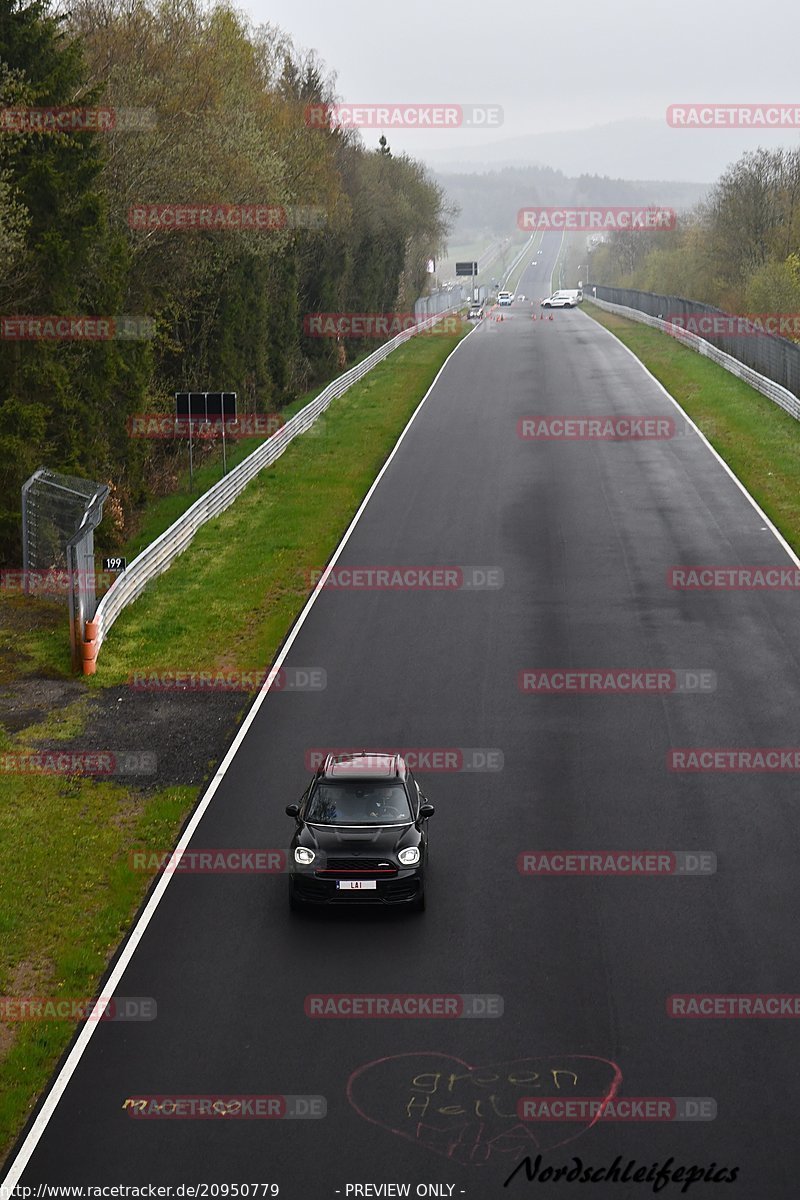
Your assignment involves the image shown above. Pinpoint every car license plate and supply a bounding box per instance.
[337,879,377,890]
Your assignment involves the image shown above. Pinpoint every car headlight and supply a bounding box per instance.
[398,846,420,866]
[294,846,315,865]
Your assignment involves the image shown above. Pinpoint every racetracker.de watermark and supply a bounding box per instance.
[517,851,716,876]
[667,566,800,589]
[0,315,154,340]
[0,996,155,1021]
[668,994,800,1017]
[518,207,676,231]
[305,566,503,590]
[518,1097,716,1122]
[518,670,716,694]
[668,748,800,771]
[123,1094,325,1118]
[127,414,285,439]
[303,313,460,337]
[128,205,327,231]
[0,106,156,132]
[667,104,800,128]
[304,748,504,772]
[518,416,676,440]
[304,994,503,1018]
[1,569,115,595]
[128,667,325,692]
[0,751,156,775]
[665,312,800,338]
[304,103,502,129]
[129,848,287,874]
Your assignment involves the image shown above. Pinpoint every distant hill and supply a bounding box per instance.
[434,163,711,241]
[420,117,800,182]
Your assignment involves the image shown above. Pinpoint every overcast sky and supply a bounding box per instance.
[243,0,799,160]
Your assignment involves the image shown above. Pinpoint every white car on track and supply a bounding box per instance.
[540,291,578,309]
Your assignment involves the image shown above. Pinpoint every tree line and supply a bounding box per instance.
[0,0,451,563]
[589,147,800,324]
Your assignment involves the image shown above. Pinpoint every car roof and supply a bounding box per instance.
[319,751,407,779]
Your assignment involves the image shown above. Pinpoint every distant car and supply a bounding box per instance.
[468,304,484,320]
[538,249,543,255]
[286,752,434,911]
[541,292,577,309]
[497,291,513,306]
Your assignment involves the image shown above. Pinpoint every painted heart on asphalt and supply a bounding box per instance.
[347,1052,622,1168]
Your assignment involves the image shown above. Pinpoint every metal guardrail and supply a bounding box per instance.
[587,292,800,424]
[415,285,468,319]
[92,309,459,657]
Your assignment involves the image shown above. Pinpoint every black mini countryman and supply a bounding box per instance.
[286,752,434,911]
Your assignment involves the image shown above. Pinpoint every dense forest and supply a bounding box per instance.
[0,0,451,563]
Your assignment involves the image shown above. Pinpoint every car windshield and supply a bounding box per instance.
[305,780,412,825]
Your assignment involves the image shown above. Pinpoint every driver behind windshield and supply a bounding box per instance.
[363,787,398,819]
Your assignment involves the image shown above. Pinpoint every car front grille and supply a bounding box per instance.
[318,857,397,875]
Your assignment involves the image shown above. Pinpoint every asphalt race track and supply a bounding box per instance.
[5,231,800,1196]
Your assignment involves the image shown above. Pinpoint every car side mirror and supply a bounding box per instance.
[418,803,435,820]
[285,803,300,818]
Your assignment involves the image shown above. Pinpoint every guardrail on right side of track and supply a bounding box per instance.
[587,289,800,424]
[87,308,460,668]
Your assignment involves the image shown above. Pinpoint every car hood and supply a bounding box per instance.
[302,823,415,854]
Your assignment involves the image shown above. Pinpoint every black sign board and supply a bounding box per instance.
[455,261,478,276]
[175,392,237,421]
[102,556,127,571]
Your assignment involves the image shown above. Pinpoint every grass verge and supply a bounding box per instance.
[121,373,354,563]
[583,302,800,553]
[0,779,194,1162]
